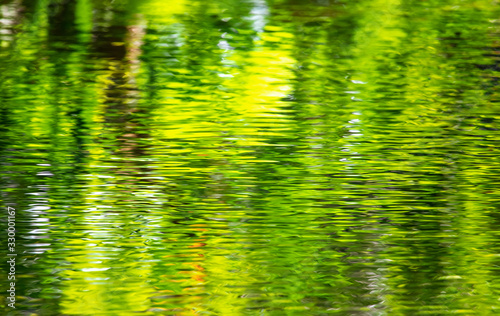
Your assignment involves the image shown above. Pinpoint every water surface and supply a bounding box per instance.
[1,0,500,315]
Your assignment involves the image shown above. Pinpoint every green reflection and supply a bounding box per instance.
[1,0,500,315]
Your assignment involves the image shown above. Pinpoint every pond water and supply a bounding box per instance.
[1,0,500,315]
